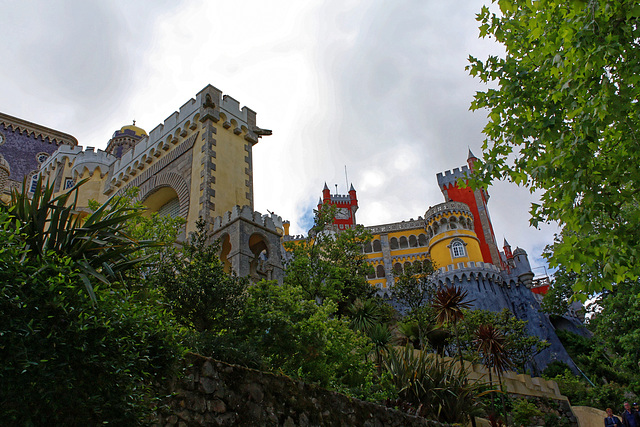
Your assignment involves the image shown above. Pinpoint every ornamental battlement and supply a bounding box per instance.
[425,201,472,224]
[212,205,284,234]
[40,145,115,178]
[436,165,470,189]
[0,112,78,147]
[365,218,424,234]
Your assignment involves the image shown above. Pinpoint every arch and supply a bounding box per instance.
[376,265,385,278]
[403,261,411,271]
[394,262,403,274]
[449,216,457,229]
[418,234,428,246]
[389,237,399,249]
[249,232,270,279]
[368,270,376,279]
[449,238,466,259]
[372,239,382,252]
[132,172,190,219]
[219,233,232,273]
[399,236,408,249]
[409,235,418,248]
[363,241,373,253]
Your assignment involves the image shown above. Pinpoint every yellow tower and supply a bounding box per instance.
[425,201,484,270]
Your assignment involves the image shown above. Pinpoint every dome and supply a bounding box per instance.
[119,121,147,137]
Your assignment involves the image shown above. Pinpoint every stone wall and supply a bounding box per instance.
[155,353,451,427]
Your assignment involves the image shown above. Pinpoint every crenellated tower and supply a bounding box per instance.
[317,183,358,230]
[436,150,501,266]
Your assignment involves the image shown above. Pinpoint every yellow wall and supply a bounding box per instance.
[429,231,483,267]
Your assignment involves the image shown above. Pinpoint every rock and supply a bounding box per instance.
[199,377,217,394]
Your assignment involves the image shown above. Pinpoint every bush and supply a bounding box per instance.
[511,398,543,427]
[0,212,182,425]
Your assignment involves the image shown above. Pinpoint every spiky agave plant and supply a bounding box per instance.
[347,298,381,333]
[2,176,158,302]
[475,323,513,426]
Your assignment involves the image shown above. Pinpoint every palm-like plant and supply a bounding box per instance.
[383,345,484,424]
[367,322,392,375]
[347,298,381,333]
[1,177,156,302]
[432,284,474,367]
[475,323,513,426]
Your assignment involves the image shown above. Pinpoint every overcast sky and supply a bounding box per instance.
[0,0,558,274]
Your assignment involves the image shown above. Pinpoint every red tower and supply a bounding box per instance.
[317,183,358,230]
[436,150,501,266]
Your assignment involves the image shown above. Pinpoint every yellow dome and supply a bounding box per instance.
[120,121,147,137]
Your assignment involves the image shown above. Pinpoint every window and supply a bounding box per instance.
[64,178,75,189]
[372,239,382,252]
[29,173,39,193]
[36,152,49,163]
[157,197,180,218]
[450,239,466,258]
[389,237,399,249]
[376,265,385,278]
[399,236,408,249]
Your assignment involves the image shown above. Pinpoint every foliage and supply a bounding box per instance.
[284,203,374,313]
[541,265,578,316]
[392,259,438,312]
[0,211,181,425]
[88,187,186,279]
[468,0,640,296]
[239,280,374,391]
[383,345,484,424]
[432,284,474,367]
[459,309,549,373]
[542,361,573,379]
[0,176,156,302]
[589,281,640,377]
[348,298,381,333]
[153,218,248,333]
[511,398,543,427]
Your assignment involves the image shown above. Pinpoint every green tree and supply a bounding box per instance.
[284,203,374,313]
[468,0,640,296]
[393,259,438,312]
[239,280,374,391]
[154,218,248,333]
[541,266,577,317]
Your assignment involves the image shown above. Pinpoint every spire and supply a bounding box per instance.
[468,148,478,160]
[503,238,510,248]
[467,148,479,170]
[318,197,322,205]
[349,183,355,192]
[323,182,329,190]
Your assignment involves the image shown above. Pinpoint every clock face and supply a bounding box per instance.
[335,207,351,220]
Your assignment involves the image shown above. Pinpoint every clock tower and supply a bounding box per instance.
[317,182,358,230]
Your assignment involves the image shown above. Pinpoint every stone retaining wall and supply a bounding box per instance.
[154,353,450,427]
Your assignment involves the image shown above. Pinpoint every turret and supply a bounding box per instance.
[512,247,534,287]
[322,182,330,202]
[503,238,513,259]
[106,121,148,158]
[467,149,478,170]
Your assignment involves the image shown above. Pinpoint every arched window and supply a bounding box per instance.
[418,234,428,246]
[389,237,399,249]
[29,173,39,193]
[364,241,373,253]
[404,261,412,271]
[450,239,466,258]
[376,265,385,278]
[368,270,376,279]
[372,239,382,252]
[394,263,403,274]
[399,236,408,249]
[409,235,418,247]
[157,197,180,218]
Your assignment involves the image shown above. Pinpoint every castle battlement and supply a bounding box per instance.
[365,218,425,235]
[425,201,471,224]
[109,85,263,183]
[436,165,470,189]
[40,145,91,174]
[437,261,504,285]
[212,205,283,234]
[71,147,115,178]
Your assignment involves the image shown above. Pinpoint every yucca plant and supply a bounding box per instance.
[432,284,474,368]
[476,323,513,426]
[367,322,392,375]
[383,345,484,424]
[1,176,157,302]
[347,298,381,333]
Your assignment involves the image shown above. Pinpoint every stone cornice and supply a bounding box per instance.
[0,112,78,146]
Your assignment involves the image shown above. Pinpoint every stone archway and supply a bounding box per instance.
[129,172,190,219]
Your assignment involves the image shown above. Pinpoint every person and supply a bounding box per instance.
[621,402,640,427]
[605,408,623,427]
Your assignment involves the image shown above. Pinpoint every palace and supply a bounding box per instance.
[0,83,581,372]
